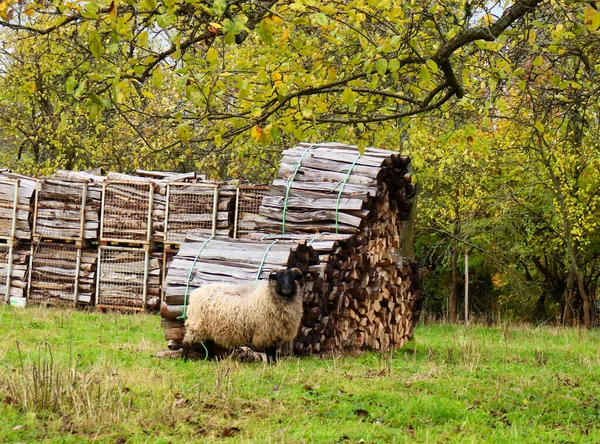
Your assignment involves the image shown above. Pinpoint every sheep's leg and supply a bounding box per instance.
[202,340,215,360]
[182,344,191,361]
[265,346,277,364]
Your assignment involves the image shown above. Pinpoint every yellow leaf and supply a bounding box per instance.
[327,66,336,81]
[24,81,36,94]
[207,47,219,63]
[250,125,263,142]
[585,6,600,31]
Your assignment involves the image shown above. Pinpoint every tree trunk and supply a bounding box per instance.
[464,244,469,324]
[449,241,458,323]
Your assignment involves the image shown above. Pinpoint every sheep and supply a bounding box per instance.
[181,267,304,363]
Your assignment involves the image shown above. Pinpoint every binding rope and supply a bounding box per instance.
[308,232,324,245]
[282,144,314,234]
[335,153,362,234]
[256,240,279,281]
[178,236,214,321]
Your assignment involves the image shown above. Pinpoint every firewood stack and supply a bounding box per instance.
[27,171,104,306]
[238,142,421,354]
[33,172,103,242]
[0,173,36,242]
[0,244,30,302]
[0,173,37,305]
[161,235,317,350]
[28,243,97,306]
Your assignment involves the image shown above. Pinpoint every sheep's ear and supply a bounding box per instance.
[291,267,303,280]
[269,270,278,280]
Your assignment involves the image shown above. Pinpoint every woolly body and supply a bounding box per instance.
[183,279,303,350]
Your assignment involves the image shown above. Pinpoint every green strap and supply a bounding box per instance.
[335,154,362,234]
[178,236,214,320]
[282,145,314,234]
[256,240,278,281]
[308,232,324,245]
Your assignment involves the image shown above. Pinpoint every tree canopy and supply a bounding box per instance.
[1,0,599,325]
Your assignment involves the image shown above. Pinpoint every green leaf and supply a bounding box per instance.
[139,31,149,48]
[89,29,103,59]
[419,64,431,82]
[207,47,219,63]
[257,18,274,45]
[426,59,438,74]
[313,13,328,27]
[152,67,164,88]
[585,6,600,31]
[375,58,388,76]
[24,81,36,94]
[388,58,400,72]
[342,87,356,107]
[271,125,281,143]
[534,121,544,132]
[65,76,77,94]
[177,122,192,143]
[213,0,227,16]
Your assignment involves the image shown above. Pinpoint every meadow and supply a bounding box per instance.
[1,305,599,443]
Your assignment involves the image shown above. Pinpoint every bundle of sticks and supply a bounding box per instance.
[34,172,103,242]
[161,235,316,350]
[28,243,97,305]
[165,182,236,244]
[0,173,37,241]
[95,247,161,309]
[254,142,413,234]
[0,244,30,303]
[209,143,421,354]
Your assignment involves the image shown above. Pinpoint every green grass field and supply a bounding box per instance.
[1,305,599,443]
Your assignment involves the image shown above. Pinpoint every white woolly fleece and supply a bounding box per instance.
[183,280,303,350]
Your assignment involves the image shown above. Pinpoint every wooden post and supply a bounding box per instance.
[464,244,469,324]
[233,186,240,239]
[164,183,171,242]
[211,185,219,237]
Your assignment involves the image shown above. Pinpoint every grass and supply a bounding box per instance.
[1,306,599,443]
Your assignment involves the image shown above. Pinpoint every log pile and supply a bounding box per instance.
[28,243,97,305]
[164,143,421,356]
[161,236,316,350]
[95,246,161,310]
[0,173,36,241]
[233,185,270,238]
[0,244,30,303]
[165,182,236,244]
[256,142,413,234]
[33,174,103,242]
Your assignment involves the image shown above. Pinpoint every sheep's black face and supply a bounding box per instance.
[269,268,303,300]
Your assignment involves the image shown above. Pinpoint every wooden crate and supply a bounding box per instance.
[33,177,100,244]
[96,246,161,310]
[100,180,154,245]
[27,242,96,306]
[232,185,269,238]
[164,183,219,245]
[0,177,35,243]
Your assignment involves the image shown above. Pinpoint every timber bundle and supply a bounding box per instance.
[0,169,265,310]
[163,142,421,356]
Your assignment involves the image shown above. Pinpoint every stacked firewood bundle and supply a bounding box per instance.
[0,244,30,303]
[0,173,36,241]
[102,173,164,244]
[233,185,270,238]
[217,142,421,354]
[27,243,97,306]
[254,142,413,233]
[33,172,103,242]
[165,181,237,244]
[161,235,317,350]
[95,247,161,310]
